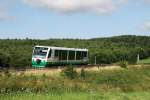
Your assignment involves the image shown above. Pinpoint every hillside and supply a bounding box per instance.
[138,57,150,64]
[0,35,150,68]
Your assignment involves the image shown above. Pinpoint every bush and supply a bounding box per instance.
[80,68,86,79]
[0,51,10,68]
[61,66,78,79]
[4,70,11,77]
[119,61,128,68]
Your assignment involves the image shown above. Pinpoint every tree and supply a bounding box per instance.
[0,50,10,67]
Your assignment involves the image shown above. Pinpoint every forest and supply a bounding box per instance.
[0,35,150,68]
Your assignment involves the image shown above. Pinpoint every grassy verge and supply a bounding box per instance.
[0,66,150,99]
[1,91,150,100]
[138,57,150,64]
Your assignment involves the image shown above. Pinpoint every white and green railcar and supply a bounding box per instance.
[32,46,88,68]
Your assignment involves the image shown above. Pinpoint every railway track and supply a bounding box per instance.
[0,64,148,75]
[0,64,115,72]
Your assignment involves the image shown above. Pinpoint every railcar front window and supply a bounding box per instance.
[33,47,48,57]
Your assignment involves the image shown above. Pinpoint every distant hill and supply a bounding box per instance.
[0,35,150,67]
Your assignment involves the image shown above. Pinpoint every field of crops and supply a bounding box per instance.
[0,65,150,100]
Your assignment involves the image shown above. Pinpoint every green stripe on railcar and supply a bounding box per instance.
[32,60,47,68]
[32,60,88,68]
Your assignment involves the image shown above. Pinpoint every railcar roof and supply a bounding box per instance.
[35,45,88,51]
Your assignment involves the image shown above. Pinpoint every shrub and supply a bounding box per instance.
[119,61,128,68]
[61,66,78,79]
[0,51,10,68]
[80,68,86,79]
[3,70,11,77]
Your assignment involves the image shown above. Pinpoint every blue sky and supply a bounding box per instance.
[0,0,150,39]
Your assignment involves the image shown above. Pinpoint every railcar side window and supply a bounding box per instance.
[69,51,75,60]
[82,52,87,57]
[76,51,82,60]
[59,50,67,60]
[55,50,59,57]
[53,49,87,61]
[76,51,87,60]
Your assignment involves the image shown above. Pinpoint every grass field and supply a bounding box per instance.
[138,57,150,64]
[1,91,150,100]
[0,65,150,100]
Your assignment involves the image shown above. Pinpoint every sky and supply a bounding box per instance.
[0,0,150,39]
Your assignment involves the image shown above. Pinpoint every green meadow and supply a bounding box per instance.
[0,66,150,100]
[138,57,150,64]
[1,91,150,100]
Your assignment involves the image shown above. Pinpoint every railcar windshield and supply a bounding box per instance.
[33,47,48,57]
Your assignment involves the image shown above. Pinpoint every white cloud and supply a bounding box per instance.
[23,0,128,14]
[118,0,128,5]
[0,1,15,21]
[141,19,150,32]
[144,0,150,3]
[0,8,14,21]
[0,8,8,20]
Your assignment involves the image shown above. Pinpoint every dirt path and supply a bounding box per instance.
[22,65,121,76]
[9,64,148,76]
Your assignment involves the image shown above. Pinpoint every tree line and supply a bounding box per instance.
[0,35,150,68]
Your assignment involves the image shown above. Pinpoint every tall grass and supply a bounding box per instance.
[0,66,150,94]
[1,91,150,100]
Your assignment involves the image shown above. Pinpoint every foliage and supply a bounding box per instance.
[119,61,128,68]
[0,50,10,68]
[138,57,150,64]
[1,91,150,100]
[80,68,86,78]
[0,35,150,67]
[61,66,78,79]
[0,66,150,94]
